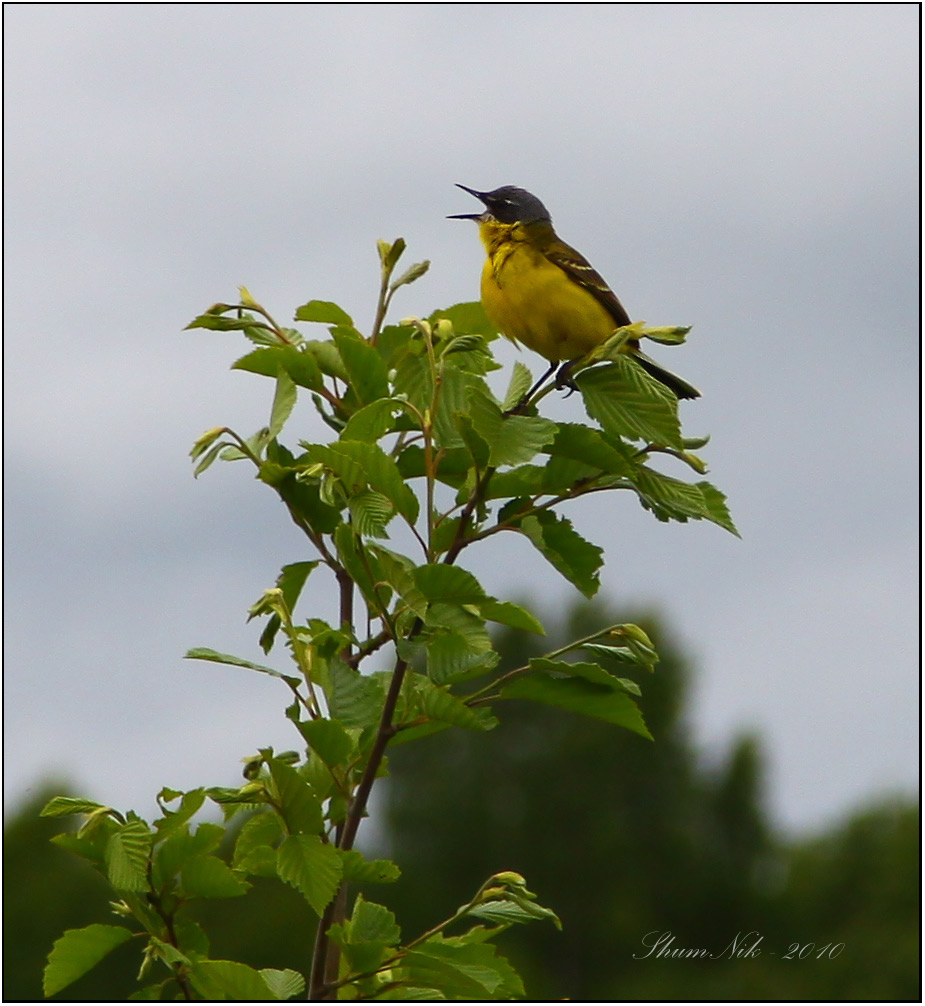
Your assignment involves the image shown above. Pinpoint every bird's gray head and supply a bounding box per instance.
[449,184,552,225]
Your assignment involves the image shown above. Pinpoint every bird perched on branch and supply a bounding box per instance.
[449,184,700,401]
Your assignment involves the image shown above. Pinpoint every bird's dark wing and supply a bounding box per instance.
[544,240,632,328]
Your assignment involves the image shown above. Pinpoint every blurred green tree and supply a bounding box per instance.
[380,603,919,1002]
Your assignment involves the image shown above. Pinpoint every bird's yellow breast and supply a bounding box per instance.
[477,220,616,363]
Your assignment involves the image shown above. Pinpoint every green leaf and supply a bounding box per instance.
[233,811,283,875]
[267,759,324,836]
[483,464,546,500]
[413,564,486,604]
[105,820,151,892]
[332,327,390,406]
[642,324,692,345]
[152,822,224,888]
[327,658,387,729]
[429,302,500,340]
[577,358,683,449]
[276,561,320,614]
[185,648,300,687]
[474,599,544,635]
[232,346,323,391]
[258,460,342,536]
[40,796,109,818]
[632,468,739,535]
[422,631,500,686]
[411,675,498,731]
[259,968,306,1001]
[339,850,401,884]
[153,788,206,841]
[502,675,651,739]
[269,370,297,439]
[528,656,639,689]
[305,442,418,525]
[545,422,636,476]
[432,366,471,450]
[43,924,135,997]
[467,386,558,467]
[349,895,402,944]
[502,360,534,411]
[298,717,354,768]
[348,488,394,539]
[303,339,348,381]
[181,854,249,898]
[403,939,524,999]
[276,834,343,915]
[295,300,353,326]
[189,959,281,1001]
[517,511,603,598]
[340,398,404,444]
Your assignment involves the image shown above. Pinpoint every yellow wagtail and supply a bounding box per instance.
[449,184,700,401]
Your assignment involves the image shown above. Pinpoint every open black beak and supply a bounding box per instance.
[447,183,487,220]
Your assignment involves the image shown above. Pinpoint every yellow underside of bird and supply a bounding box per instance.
[478,223,618,363]
[481,246,617,362]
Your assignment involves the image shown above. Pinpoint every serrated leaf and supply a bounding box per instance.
[483,464,546,500]
[339,850,401,884]
[502,360,534,411]
[232,346,323,391]
[153,789,206,840]
[260,968,305,1001]
[332,327,390,406]
[429,302,499,340]
[105,820,151,892]
[404,940,523,999]
[578,358,683,449]
[181,854,249,898]
[517,511,603,598]
[423,631,500,685]
[348,489,394,538]
[189,959,280,1001]
[413,564,486,604]
[267,759,323,836]
[412,676,497,731]
[545,422,636,476]
[528,656,613,685]
[233,811,283,874]
[295,300,353,326]
[340,398,404,443]
[305,442,418,525]
[349,895,402,944]
[276,834,343,915]
[468,386,558,467]
[43,924,135,997]
[327,658,387,729]
[502,675,651,738]
[632,468,739,534]
[475,599,544,635]
[40,796,109,818]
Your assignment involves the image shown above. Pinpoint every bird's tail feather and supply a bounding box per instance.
[632,351,701,400]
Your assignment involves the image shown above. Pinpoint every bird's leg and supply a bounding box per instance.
[554,359,580,397]
[506,360,558,415]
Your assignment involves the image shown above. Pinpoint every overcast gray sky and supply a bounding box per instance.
[4,4,918,835]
